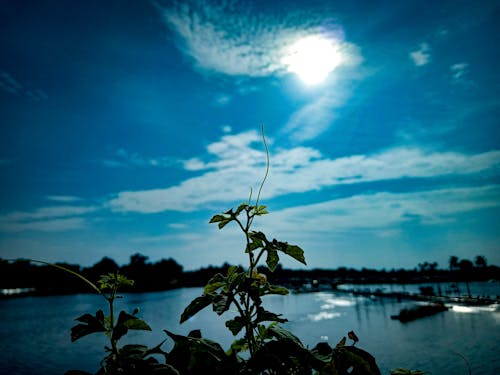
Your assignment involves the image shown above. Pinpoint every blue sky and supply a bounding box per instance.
[0,0,499,270]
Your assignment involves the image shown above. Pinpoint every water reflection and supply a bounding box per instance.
[0,286,499,375]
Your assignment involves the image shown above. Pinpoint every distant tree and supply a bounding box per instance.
[449,256,459,271]
[474,255,487,268]
[84,257,119,283]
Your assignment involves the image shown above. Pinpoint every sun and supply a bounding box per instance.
[282,35,341,85]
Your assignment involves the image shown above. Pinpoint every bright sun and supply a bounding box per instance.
[282,35,341,85]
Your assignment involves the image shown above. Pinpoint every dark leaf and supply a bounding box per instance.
[225,316,246,336]
[71,311,106,342]
[348,330,359,343]
[255,306,287,324]
[212,292,232,315]
[283,244,307,265]
[266,250,279,271]
[267,324,303,347]
[180,294,213,323]
[188,329,202,338]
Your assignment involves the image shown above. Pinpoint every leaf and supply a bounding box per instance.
[267,284,289,295]
[255,306,287,324]
[212,292,232,315]
[266,250,279,271]
[209,214,226,223]
[235,203,249,216]
[188,329,202,338]
[254,205,268,216]
[113,310,151,341]
[348,330,359,344]
[267,325,303,347]
[203,273,225,294]
[228,338,248,354]
[284,244,306,265]
[336,336,347,348]
[225,316,246,336]
[180,294,213,323]
[70,311,106,342]
[208,214,232,229]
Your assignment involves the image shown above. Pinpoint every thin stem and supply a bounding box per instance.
[11,259,104,297]
[254,124,270,209]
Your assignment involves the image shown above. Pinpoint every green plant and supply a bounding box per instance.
[31,128,419,374]
[171,129,382,375]
[63,271,178,375]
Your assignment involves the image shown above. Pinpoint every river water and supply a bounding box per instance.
[0,282,499,375]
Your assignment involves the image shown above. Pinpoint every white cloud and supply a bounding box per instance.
[409,43,430,66]
[0,205,98,232]
[0,218,87,232]
[109,131,500,213]
[160,0,360,78]
[450,62,469,83]
[221,125,232,133]
[213,94,232,107]
[266,185,500,235]
[283,91,345,142]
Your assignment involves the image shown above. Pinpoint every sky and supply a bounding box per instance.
[0,0,499,271]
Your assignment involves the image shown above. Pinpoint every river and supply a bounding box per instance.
[0,282,499,375]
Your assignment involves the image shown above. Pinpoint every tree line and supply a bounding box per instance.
[0,253,498,296]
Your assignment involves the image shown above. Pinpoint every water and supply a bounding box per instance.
[0,283,499,375]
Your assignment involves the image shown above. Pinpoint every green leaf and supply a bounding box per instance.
[209,214,226,223]
[180,294,213,323]
[266,250,279,271]
[225,316,246,335]
[235,203,249,216]
[204,273,225,294]
[228,338,248,354]
[284,244,307,265]
[264,284,289,296]
[254,205,268,216]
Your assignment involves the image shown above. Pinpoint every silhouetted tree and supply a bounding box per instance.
[474,255,487,268]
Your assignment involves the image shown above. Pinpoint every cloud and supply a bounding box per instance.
[102,148,177,168]
[0,205,98,232]
[109,131,500,213]
[159,0,360,78]
[450,62,469,83]
[266,185,500,235]
[212,94,232,107]
[283,91,345,142]
[409,43,430,66]
[0,70,48,100]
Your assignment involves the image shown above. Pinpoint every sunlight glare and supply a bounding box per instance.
[282,35,341,85]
